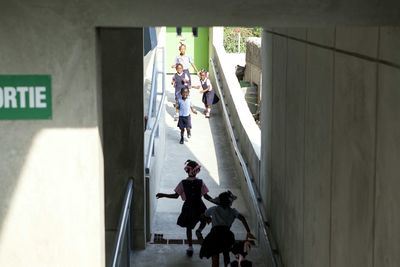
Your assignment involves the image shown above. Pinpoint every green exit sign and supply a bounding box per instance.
[0,75,52,120]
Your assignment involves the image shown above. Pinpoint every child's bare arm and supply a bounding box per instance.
[191,62,199,74]
[200,213,212,224]
[191,106,197,114]
[203,193,216,204]
[199,86,210,93]
[156,192,179,199]
[238,213,255,239]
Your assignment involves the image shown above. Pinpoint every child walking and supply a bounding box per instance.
[172,63,190,120]
[176,87,197,144]
[199,191,255,267]
[171,43,199,86]
[156,160,215,256]
[192,70,218,118]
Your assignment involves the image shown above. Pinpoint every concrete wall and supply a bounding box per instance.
[261,27,400,267]
[0,4,105,267]
[244,37,262,89]
[0,3,146,267]
[210,43,262,197]
[0,1,398,266]
[98,28,145,265]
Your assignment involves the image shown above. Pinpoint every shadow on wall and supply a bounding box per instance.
[0,124,101,252]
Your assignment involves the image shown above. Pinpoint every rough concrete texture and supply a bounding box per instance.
[307,27,335,47]
[331,54,376,267]
[304,45,334,267]
[379,27,400,66]
[270,34,288,258]
[0,5,105,267]
[285,38,306,267]
[375,65,400,267]
[245,37,262,67]
[261,31,273,217]
[335,27,379,58]
[287,28,307,40]
[244,37,262,99]
[99,28,145,263]
[261,27,400,267]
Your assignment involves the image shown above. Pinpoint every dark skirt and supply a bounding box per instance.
[199,226,235,259]
[177,200,206,229]
[202,90,215,106]
[177,115,191,129]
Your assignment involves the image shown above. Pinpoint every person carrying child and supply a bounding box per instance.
[176,87,197,144]
[192,69,219,118]
[199,191,255,267]
[156,160,215,256]
[171,43,199,86]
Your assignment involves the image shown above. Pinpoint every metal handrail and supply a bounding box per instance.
[146,49,159,125]
[210,57,279,267]
[110,178,134,267]
[145,46,166,174]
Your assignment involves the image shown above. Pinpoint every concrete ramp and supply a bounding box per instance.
[132,75,266,266]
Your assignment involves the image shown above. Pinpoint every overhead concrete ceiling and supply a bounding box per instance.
[3,0,400,26]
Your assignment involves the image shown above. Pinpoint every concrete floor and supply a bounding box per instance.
[132,75,266,266]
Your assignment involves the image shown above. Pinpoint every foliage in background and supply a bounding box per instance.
[223,27,262,53]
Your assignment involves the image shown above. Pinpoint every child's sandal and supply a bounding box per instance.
[186,247,193,257]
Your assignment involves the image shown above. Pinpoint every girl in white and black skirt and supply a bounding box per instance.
[200,192,255,267]
[192,70,219,118]
[156,160,216,256]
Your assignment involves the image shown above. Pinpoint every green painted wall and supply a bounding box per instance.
[166,27,209,73]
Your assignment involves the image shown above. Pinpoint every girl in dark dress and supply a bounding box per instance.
[193,70,218,118]
[171,63,190,120]
[156,160,215,256]
[199,192,255,267]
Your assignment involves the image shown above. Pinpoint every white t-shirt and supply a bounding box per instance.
[205,206,240,228]
[175,55,193,70]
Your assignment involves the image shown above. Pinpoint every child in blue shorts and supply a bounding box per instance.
[176,88,197,144]
[172,63,190,120]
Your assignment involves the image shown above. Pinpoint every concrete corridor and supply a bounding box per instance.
[132,75,265,266]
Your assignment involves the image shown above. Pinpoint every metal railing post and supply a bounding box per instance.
[110,178,134,267]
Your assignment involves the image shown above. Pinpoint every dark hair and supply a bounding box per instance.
[180,87,189,94]
[185,159,198,168]
[176,63,183,69]
[199,69,207,75]
[184,159,201,176]
[179,42,186,49]
[218,192,231,207]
